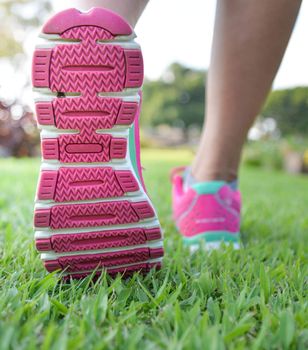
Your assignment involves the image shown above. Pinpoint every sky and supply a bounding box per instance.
[135,0,308,89]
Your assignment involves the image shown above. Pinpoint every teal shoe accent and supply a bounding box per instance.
[183,231,240,245]
[192,181,226,194]
[128,123,141,183]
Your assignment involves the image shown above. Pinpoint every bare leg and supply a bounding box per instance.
[74,0,149,27]
[192,0,302,182]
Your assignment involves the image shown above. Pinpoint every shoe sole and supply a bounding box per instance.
[183,231,240,251]
[32,8,163,278]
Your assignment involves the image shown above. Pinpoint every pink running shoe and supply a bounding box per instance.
[171,167,241,250]
[32,8,163,278]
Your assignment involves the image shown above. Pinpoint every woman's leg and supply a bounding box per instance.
[74,0,149,27]
[192,0,302,182]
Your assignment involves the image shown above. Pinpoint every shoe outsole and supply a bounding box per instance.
[32,8,163,278]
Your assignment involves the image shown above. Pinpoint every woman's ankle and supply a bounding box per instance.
[191,164,238,183]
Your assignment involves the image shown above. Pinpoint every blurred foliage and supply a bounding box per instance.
[0,0,307,161]
[142,64,308,139]
[243,140,284,170]
[0,0,51,156]
[0,101,39,157]
[262,87,308,136]
[243,137,308,173]
[0,0,51,57]
[142,63,205,130]
[280,135,308,153]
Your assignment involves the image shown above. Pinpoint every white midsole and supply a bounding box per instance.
[33,90,140,102]
[39,158,128,169]
[38,31,137,44]
[35,220,162,238]
[189,241,241,252]
[37,124,134,133]
[33,87,141,98]
[40,128,129,138]
[40,161,134,171]
[35,192,149,209]
[41,240,163,261]
[36,190,143,205]
[37,30,139,48]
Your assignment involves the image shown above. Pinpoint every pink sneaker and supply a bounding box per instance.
[32,8,163,278]
[171,167,241,250]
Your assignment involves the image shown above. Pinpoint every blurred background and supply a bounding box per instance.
[0,0,308,174]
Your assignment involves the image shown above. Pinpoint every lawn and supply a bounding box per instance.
[0,149,307,349]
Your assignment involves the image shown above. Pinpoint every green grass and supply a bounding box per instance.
[0,149,307,350]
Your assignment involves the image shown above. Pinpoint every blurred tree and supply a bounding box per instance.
[142,63,206,131]
[0,0,51,156]
[0,0,52,57]
[262,87,308,136]
[0,101,39,157]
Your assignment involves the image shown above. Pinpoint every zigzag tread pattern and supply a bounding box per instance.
[61,26,114,41]
[53,96,122,130]
[54,167,124,202]
[49,41,125,93]
[50,228,149,252]
[50,201,140,229]
[35,227,162,253]
[57,248,152,272]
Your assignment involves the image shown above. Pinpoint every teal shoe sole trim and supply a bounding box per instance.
[192,181,226,194]
[183,231,240,245]
[128,123,141,183]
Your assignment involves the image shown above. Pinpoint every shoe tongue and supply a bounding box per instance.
[191,181,226,194]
